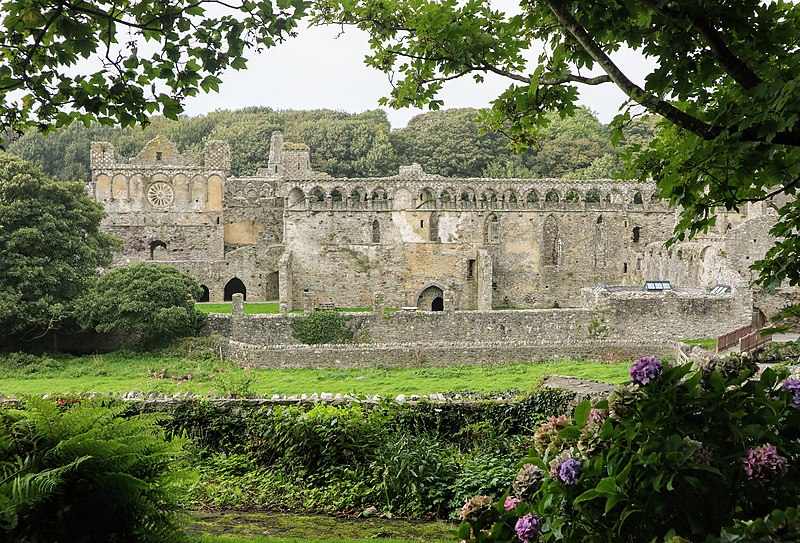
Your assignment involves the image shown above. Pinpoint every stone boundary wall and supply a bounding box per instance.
[226,339,676,368]
[207,308,599,346]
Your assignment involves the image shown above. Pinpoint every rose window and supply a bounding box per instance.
[147,182,174,208]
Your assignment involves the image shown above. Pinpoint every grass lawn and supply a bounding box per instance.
[196,303,281,314]
[682,338,717,350]
[0,340,630,396]
[188,511,453,543]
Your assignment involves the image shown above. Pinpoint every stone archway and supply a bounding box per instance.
[416,285,444,311]
[198,285,210,302]
[224,277,247,301]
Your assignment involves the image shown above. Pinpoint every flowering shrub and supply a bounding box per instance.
[458,357,800,542]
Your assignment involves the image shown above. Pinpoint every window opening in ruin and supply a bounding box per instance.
[216,217,220,225]
[420,220,424,228]
[431,297,444,311]
[596,215,603,224]
[623,262,628,273]
[545,190,559,203]
[507,191,518,203]
[149,240,167,260]
[441,191,452,203]
[331,188,343,202]
[632,226,641,243]
[429,211,440,242]
[485,214,499,243]
[633,192,644,204]
[372,219,381,243]
[651,192,660,203]
[527,190,539,203]
[156,151,162,161]
[565,190,580,203]
[585,189,601,203]
[312,188,325,202]
[198,285,210,302]
[467,259,476,279]
[542,215,559,266]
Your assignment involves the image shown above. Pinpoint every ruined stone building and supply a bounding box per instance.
[90,132,787,320]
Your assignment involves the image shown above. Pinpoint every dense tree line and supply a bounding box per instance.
[8,107,656,182]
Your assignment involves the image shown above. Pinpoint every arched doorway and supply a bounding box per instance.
[224,278,247,301]
[416,285,444,311]
[198,285,210,302]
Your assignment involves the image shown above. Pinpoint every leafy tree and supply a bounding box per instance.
[0,396,189,543]
[80,263,205,346]
[0,0,308,138]
[314,0,800,294]
[0,152,117,341]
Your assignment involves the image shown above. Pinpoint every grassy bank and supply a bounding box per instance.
[0,340,630,396]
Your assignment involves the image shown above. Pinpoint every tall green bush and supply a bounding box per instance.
[79,263,205,346]
[0,397,190,543]
[290,310,354,344]
[459,358,800,542]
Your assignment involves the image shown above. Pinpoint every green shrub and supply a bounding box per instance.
[459,359,800,542]
[0,396,190,543]
[291,310,354,344]
[79,263,206,347]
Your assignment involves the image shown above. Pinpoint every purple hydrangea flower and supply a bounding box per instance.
[514,513,541,543]
[743,443,789,484]
[558,458,582,485]
[504,497,521,511]
[782,378,800,408]
[629,357,664,385]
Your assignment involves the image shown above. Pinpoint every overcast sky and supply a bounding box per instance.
[180,20,657,129]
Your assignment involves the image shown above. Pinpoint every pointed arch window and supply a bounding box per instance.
[372,219,381,243]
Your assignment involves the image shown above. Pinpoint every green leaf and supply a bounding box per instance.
[573,399,591,428]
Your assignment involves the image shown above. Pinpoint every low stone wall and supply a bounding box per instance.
[227,339,676,368]
[208,308,599,347]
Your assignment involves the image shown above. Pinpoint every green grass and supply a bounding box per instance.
[682,338,717,350]
[196,303,281,314]
[188,511,453,543]
[0,341,630,396]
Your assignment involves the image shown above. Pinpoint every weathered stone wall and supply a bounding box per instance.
[586,289,750,340]
[226,339,675,368]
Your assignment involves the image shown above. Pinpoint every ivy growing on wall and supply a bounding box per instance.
[291,310,354,344]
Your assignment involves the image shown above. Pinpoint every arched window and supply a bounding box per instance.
[526,190,539,204]
[331,188,343,202]
[485,214,499,243]
[429,211,440,242]
[545,190,560,203]
[565,189,580,203]
[632,226,641,243]
[633,191,643,204]
[312,187,326,202]
[650,192,660,203]
[224,277,247,301]
[149,240,167,260]
[585,188,601,203]
[372,219,381,243]
[542,215,560,266]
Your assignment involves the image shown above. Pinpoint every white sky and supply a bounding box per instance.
[181,21,657,129]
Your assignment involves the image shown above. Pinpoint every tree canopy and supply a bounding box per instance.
[0,0,308,138]
[0,152,117,340]
[313,0,800,293]
[80,263,205,346]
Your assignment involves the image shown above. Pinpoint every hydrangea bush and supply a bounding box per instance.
[458,357,800,542]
